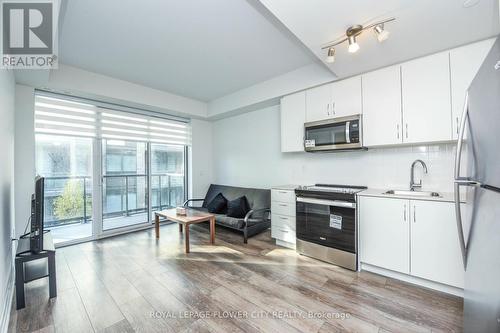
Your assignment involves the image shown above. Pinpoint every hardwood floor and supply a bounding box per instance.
[8,224,463,333]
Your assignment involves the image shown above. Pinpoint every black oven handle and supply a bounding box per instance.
[296,197,356,209]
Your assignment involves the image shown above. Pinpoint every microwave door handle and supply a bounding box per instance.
[345,121,351,143]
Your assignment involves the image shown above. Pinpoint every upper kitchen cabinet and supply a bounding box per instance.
[401,51,452,144]
[305,76,362,123]
[280,91,306,152]
[362,65,402,147]
[305,83,332,122]
[450,38,495,139]
[330,76,362,118]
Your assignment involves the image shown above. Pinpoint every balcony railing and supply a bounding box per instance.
[43,174,185,228]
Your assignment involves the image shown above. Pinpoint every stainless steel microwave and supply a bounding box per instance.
[304,115,363,152]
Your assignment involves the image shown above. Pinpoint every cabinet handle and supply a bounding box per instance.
[280,229,289,233]
[326,103,330,116]
[279,204,287,207]
[397,124,400,139]
[279,216,288,220]
[405,123,408,139]
[456,117,460,135]
[403,204,407,222]
[332,102,336,115]
[413,205,416,223]
[279,191,287,194]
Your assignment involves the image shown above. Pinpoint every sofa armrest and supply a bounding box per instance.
[244,208,271,224]
[183,199,204,207]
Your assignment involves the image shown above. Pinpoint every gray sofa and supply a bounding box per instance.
[183,184,271,243]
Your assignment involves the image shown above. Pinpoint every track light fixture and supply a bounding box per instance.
[326,47,335,63]
[322,17,395,62]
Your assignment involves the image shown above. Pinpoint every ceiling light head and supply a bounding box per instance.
[347,35,360,53]
[346,25,362,53]
[326,47,335,63]
[374,24,390,42]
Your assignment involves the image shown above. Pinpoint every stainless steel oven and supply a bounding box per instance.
[295,184,366,271]
[304,114,363,152]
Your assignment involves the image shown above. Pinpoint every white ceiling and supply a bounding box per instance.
[259,0,500,78]
[58,0,317,101]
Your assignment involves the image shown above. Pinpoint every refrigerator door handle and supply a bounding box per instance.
[454,183,468,269]
[454,92,470,269]
[454,92,468,181]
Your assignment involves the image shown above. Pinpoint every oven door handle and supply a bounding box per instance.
[296,197,356,208]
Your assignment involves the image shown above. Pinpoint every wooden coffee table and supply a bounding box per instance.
[154,208,215,253]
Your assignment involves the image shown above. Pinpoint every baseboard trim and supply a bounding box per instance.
[0,266,14,333]
[361,263,464,297]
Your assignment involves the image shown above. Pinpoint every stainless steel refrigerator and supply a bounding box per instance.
[455,36,500,332]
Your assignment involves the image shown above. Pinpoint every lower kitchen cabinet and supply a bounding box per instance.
[271,188,296,249]
[359,196,465,289]
[359,197,410,274]
[410,200,464,288]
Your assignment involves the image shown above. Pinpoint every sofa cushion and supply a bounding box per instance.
[206,192,227,214]
[226,196,249,218]
[214,215,244,229]
[189,207,264,229]
[202,184,270,211]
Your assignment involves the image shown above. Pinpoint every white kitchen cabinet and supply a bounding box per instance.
[330,76,362,118]
[305,76,362,123]
[359,196,410,274]
[271,188,296,249]
[401,51,452,144]
[360,195,465,289]
[450,39,494,139]
[305,83,332,122]
[280,92,306,152]
[362,65,402,146]
[410,201,465,288]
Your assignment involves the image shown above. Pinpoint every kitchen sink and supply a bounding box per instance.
[383,190,441,197]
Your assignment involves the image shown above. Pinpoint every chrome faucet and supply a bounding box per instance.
[410,159,428,191]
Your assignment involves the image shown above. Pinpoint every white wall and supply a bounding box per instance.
[0,69,16,332]
[14,85,35,237]
[212,105,456,192]
[190,119,214,198]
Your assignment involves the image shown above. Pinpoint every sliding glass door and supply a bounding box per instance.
[102,140,149,231]
[35,134,93,244]
[34,92,190,245]
[151,144,186,220]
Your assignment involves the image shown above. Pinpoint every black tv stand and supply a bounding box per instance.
[15,231,56,309]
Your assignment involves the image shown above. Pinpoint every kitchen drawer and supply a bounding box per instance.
[271,189,296,203]
[271,223,296,244]
[271,214,296,231]
[271,201,295,217]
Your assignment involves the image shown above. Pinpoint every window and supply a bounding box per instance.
[34,92,190,245]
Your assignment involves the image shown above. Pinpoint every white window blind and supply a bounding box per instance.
[34,93,191,145]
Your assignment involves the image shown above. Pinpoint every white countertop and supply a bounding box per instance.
[271,184,300,191]
[357,188,462,203]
